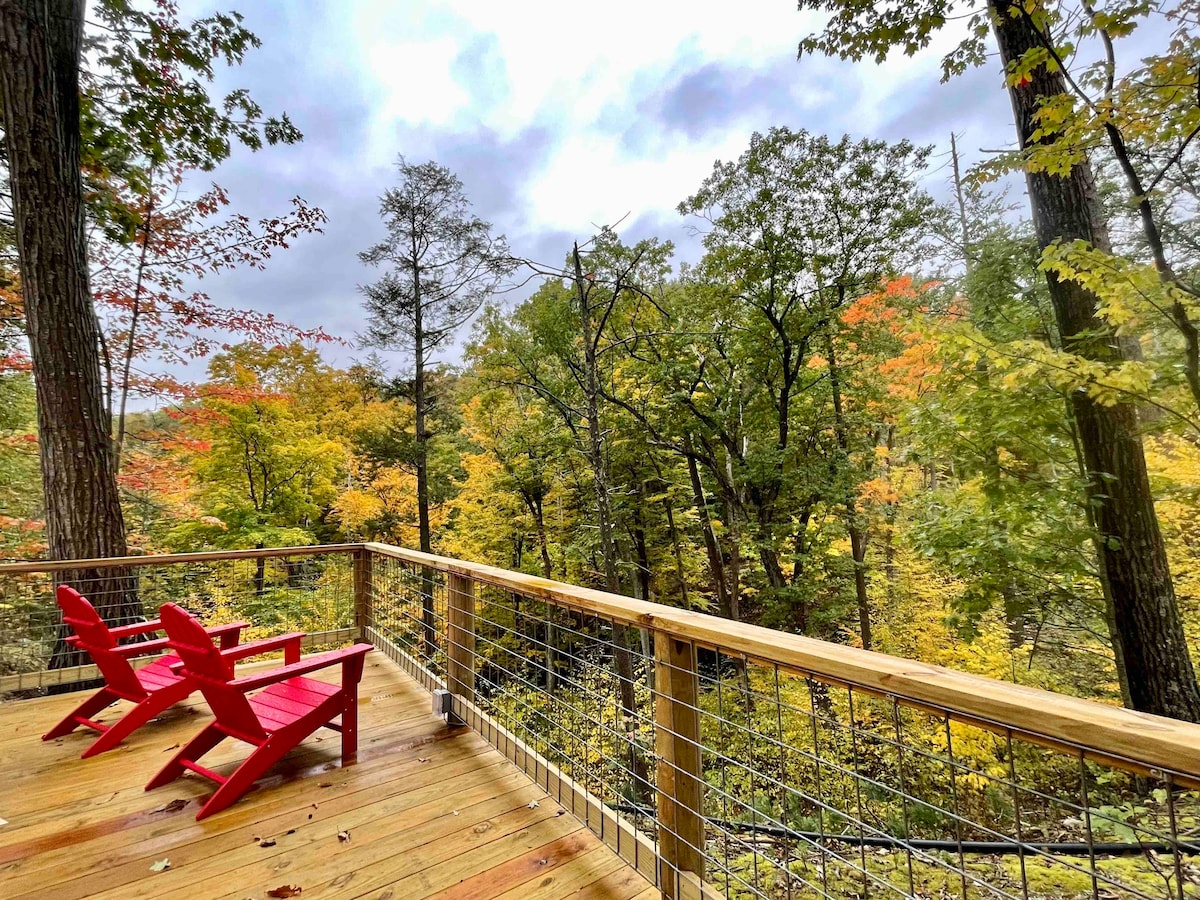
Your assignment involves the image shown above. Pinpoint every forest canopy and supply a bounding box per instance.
[3,0,1200,723]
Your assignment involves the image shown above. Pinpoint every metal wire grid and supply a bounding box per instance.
[0,551,355,685]
[367,555,450,690]
[362,555,1199,900]
[671,653,1200,900]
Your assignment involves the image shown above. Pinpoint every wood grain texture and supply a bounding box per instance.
[364,542,1200,779]
[0,652,654,900]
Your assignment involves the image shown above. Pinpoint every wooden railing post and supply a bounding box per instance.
[353,547,372,640]
[446,573,476,710]
[654,631,704,898]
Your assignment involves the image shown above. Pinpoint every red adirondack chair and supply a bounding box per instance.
[42,586,249,758]
[147,602,373,820]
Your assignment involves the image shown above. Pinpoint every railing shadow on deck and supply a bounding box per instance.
[2,541,1199,900]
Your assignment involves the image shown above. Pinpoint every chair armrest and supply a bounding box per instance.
[221,632,305,663]
[108,619,164,640]
[113,636,173,658]
[232,644,372,692]
[206,621,249,650]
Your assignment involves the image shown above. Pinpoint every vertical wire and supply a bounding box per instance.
[775,666,793,900]
[742,657,761,893]
[847,686,870,899]
[944,715,968,900]
[1078,751,1100,900]
[891,697,916,897]
[716,651,732,900]
[1165,772,1184,900]
[1005,731,1030,900]
[808,676,830,897]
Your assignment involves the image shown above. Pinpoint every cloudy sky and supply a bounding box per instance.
[187,0,1016,371]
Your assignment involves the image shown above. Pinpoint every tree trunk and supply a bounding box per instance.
[0,0,134,668]
[826,331,872,650]
[686,446,732,618]
[573,243,646,800]
[409,242,437,654]
[992,0,1200,720]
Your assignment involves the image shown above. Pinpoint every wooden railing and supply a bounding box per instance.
[3,542,1199,900]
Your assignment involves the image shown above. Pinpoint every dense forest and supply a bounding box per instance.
[6,2,1200,897]
[3,0,1200,720]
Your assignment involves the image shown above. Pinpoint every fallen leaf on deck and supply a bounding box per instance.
[318,782,333,788]
[417,757,429,763]
[527,800,540,809]
[258,838,277,848]
[153,799,188,814]
[267,887,302,898]
[337,830,351,843]
[286,828,296,835]
[149,859,171,872]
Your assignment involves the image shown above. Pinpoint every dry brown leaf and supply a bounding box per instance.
[258,838,276,848]
[153,799,188,814]
[267,887,302,898]
[337,830,351,843]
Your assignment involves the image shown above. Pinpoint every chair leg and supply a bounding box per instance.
[195,734,296,821]
[146,722,227,791]
[81,683,193,758]
[341,691,359,766]
[42,687,119,741]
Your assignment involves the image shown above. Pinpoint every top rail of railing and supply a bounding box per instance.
[3,540,1199,781]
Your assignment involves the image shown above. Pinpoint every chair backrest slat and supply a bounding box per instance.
[159,603,266,742]
[56,586,146,699]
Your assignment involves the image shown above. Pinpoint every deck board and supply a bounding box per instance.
[0,651,656,899]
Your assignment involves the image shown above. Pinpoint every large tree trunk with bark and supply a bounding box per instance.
[0,0,134,669]
[992,0,1200,720]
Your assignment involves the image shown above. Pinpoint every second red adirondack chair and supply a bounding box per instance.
[42,586,248,758]
[147,602,373,820]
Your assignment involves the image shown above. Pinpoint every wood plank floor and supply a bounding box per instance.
[0,651,658,900]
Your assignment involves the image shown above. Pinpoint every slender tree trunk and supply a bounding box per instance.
[660,489,690,609]
[826,331,873,650]
[529,495,553,580]
[686,446,732,618]
[113,168,156,472]
[992,0,1200,720]
[572,244,646,799]
[950,132,972,270]
[409,242,437,653]
[254,543,266,598]
[1,0,134,668]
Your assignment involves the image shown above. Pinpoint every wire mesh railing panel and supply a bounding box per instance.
[651,649,1200,900]
[361,546,1200,900]
[7,541,1200,900]
[366,554,449,690]
[0,549,355,690]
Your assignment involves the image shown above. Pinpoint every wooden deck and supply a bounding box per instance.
[0,651,657,900]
